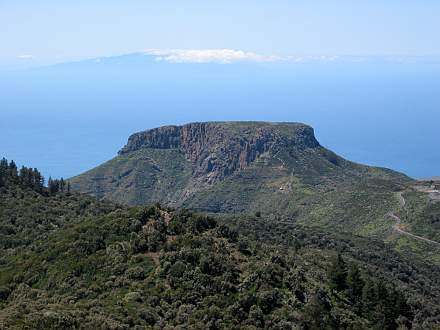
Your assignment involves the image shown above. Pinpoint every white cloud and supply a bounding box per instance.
[18,54,34,60]
[141,49,346,64]
[143,49,282,64]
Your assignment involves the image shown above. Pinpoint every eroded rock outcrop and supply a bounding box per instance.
[119,122,320,182]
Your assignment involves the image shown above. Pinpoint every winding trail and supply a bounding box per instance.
[387,192,440,246]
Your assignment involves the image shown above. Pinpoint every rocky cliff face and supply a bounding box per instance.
[71,121,411,219]
[119,122,320,183]
[119,125,181,152]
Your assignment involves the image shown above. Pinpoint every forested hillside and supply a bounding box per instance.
[1,160,439,329]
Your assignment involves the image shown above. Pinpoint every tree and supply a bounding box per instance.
[19,166,26,186]
[0,158,8,170]
[375,284,412,330]
[328,253,347,292]
[33,168,44,192]
[8,160,18,182]
[59,178,66,192]
[303,289,334,329]
[48,177,60,195]
[361,278,377,320]
[346,263,364,304]
[0,158,7,187]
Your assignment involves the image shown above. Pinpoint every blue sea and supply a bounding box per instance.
[0,55,439,179]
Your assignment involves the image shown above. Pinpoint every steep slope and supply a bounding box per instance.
[71,122,412,237]
[1,174,439,329]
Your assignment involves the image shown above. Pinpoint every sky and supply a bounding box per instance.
[1,0,440,69]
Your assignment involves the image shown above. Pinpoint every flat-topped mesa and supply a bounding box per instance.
[71,120,411,211]
[119,122,320,179]
[120,122,319,153]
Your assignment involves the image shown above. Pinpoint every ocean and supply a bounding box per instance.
[1,55,439,179]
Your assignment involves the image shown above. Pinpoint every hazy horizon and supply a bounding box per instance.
[1,1,439,179]
[1,53,439,179]
[2,1,440,68]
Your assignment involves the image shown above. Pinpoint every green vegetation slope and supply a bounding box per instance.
[1,161,440,329]
[71,122,412,239]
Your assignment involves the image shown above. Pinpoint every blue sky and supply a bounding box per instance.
[1,0,440,68]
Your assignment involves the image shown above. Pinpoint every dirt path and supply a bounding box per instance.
[388,192,440,246]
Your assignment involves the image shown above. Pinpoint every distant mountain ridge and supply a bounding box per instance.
[420,176,440,181]
[71,121,413,238]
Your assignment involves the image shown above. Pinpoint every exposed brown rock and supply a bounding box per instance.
[119,122,319,183]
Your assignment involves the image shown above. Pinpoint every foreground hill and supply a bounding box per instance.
[1,163,440,329]
[71,122,411,238]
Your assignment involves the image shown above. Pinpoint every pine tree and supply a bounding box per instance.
[361,278,377,319]
[0,158,8,170]
[0,158,7,187]
[0,170,4,187]
[35,169,44,192]
[48,177,57,195]
[59,178,66,192]
[0,158,45,193]
[346,263,364,303]
[8,160,18,182]
[25,168,33,188]
[328,253,347,292]
[374,281,397,330]
[377,285,412,330]
[303,289,334,329]
[19,166,27,187]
